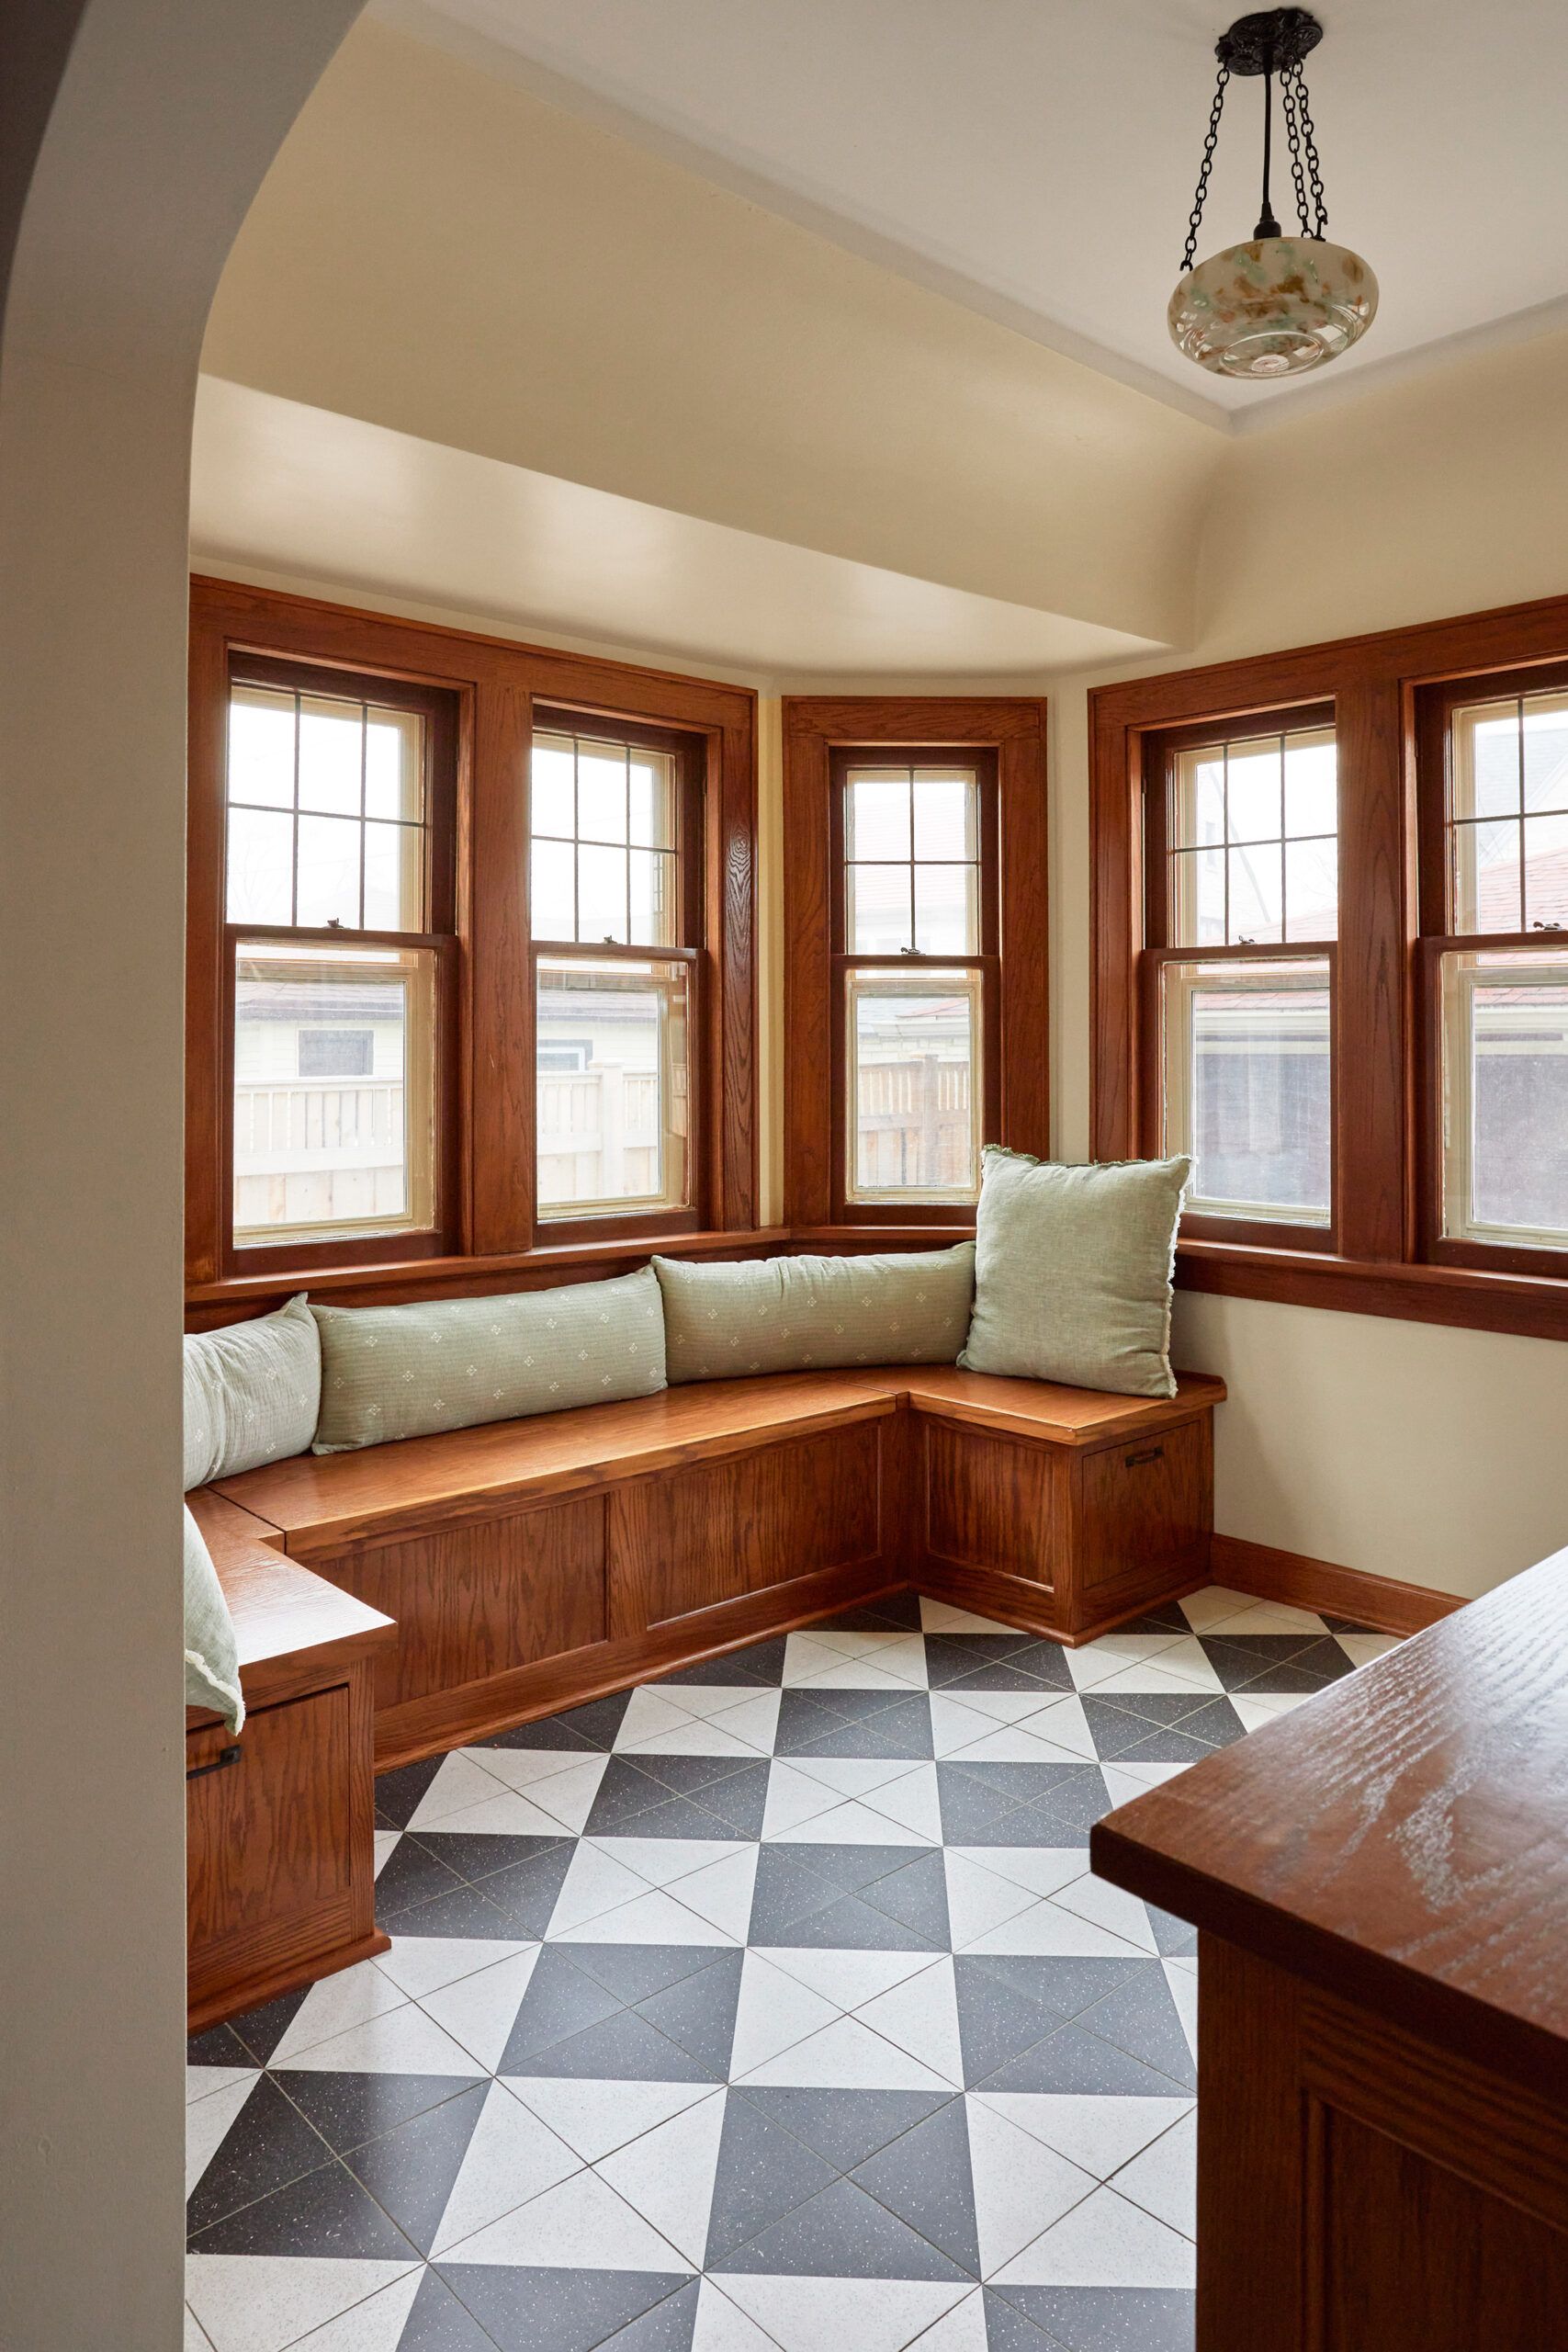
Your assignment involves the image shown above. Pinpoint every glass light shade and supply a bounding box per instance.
[1168,236,1377,378]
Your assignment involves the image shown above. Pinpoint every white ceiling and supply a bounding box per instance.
[190,380,1161,678]
[379,0,1568,425]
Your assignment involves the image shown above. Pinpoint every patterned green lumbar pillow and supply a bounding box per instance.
[184,1505,244,1734]
[653,1243,975,1384]
[310,1264,667,1453]
[959,1146,1190,1398]
[184,1292,321,1488]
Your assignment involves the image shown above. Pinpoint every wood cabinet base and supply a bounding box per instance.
[1197,1938,1568,2352]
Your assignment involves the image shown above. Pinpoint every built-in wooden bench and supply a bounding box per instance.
[210,1364,1224,1771]
[185,1491,393,2030]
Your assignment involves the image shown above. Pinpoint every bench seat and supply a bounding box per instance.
[212,1364,1224,1770]
[185,1491,393,2030]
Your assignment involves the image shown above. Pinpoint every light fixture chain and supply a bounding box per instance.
[1181,62,1231,273]
[1289,60,1328,235]
[1280,62,1312,235]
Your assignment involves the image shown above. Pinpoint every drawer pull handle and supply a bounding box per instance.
[1124,1445,1165,1468]
[187,1743,243,1781]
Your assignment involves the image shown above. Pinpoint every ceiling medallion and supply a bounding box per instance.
[1169,8,1377,380]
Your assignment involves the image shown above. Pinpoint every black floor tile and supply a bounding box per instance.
[186,2074,331,2233]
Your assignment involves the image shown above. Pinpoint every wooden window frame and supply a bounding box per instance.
[784,696,1049,1239]
[1091,591,1568,1344]
[528,705,707,1246]
[187,578,761,1312]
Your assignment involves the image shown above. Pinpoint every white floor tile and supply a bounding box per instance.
[943,1851,1041,1948]
[1203,1600,1329,1637]
[768,1797,930,1847]
[949,1846,1089,1903]
[499,1755,610,1833]
[186,2062,256,2108]
[995,2183,1196,2288]
[547,1839,661,1933]
[596,1835,749,1892]
[407,1785,589,1840]
[938,1718,1090,1768]
[964,2096,1098,2275]
[186,2306,218,2352]
[735,2013,953,2091]
[371,1831,399,1881]
[429,2083,582,2256]
[854,1959,964,2086]
[405,1750,513,1828]
[716,2277,970,2352]
[1089,1659,1224,1702]
[1176,1586,1267,1632]
[692,2278,795,2351]
[1111,2109,1196,2237]
[1164,1958,1199,2059]
[930,1694,1046,1757]
[286,2271,423,2350]
[1233,1693,1316,1731]
[920,1599,1016,1634]
[1338,1632,1402,1667]
[555,1882,744,1945]
[373,1933,534,2003]
[785,1753,927,1799]
[1066,1634,1188,1689]
[417,1946,541,2072]
[186,2257,418,2352]
[267,1963,405,2064]
[503,2075,715,2167]
[1049,1871,1157,1952]
[273,2002,481,2077]
[902,2290,991,2351]
[664,1846,760,1939]
[459,1742,602,1794]
[761,1762,850,1837]
[759,1943,937,2012]
[436,2164,690,2271]
[960,1894,1148,1959]
[186,2075,257,2197]
[728,1951,842,2075]
[597,2088,728,2265]
[1100,1762,1189,1809]
[971,2092,1191,2184]
[857,1762,944,1839]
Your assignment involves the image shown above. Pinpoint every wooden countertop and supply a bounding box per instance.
[1091,1544,1568,2099]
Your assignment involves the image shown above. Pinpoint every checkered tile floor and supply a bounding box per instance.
[186,1587,1400,2352]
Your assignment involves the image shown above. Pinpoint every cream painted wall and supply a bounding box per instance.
[201,17,1219,650]
[1049,332,1568,1601]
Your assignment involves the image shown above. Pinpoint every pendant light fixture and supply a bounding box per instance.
[1168,8,1376,379]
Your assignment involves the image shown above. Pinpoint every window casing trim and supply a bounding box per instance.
[1091,593,1568,1342]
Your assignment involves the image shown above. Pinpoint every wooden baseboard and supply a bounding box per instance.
[1209,1534,1466,1637]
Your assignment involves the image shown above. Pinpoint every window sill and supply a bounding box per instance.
[1177,1238,1568,1342]
[186,1228,788,1325]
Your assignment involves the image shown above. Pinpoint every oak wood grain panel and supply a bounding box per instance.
[312,1496,605,1712]
[922,1417,1059,1588]
[1313,2108,1568,2352]
[1194,1939,1304,2352]
[1334,673,1413,1265]
[468,673,534,1254]
[1092,1543,1568,2101]
[186,1685,355,2012]
[1176,1235,1568,1343]
[996,729,1051,1159]
[214,1374,900,1555]
[186,1488,394,1690]
[1208,1533,1463,1636]
[611,1419,884,1630]
[373,1559,904,1769]
[1073,1413,1211,1597]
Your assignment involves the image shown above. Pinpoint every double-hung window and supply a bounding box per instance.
[1145,714,1337,1245]
[529,711,703,1234]
[830,750,999,1217]
[1419,671,1568,1270]
[221,660,457,1266]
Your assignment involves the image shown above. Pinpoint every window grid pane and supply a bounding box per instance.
[232,940,436,1246]
[1163,956,1332,1226]
[530,728,679,947]
[844,967,982,1204]
[1450,692,1568,934]
[536,954,691,1218]
[1170,726,1337,946]
[1440,947,1568,1248]
[844,765,981,956]
[226,685,429,932]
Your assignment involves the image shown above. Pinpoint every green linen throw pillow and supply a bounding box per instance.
[184,1293,321,1489]
[958,1147,1190,1398]
[184,1504,244,1734]
[311,1265,667,1453]
[654,1243,975,1383]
